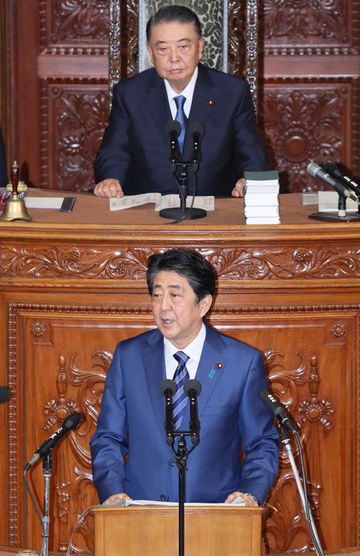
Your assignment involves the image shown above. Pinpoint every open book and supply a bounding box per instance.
[109,193,215,212]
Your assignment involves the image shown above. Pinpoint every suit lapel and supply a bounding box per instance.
[183,65,216,159]
[195,325,227,416]
[142,330,167,434]
[146,70,173,140]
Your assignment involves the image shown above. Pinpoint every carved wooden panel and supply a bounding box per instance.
[262,81,356,193]
[43,84,109,192]
[8,304,154,550]
[42,0,109,50]
[2,242,360,285]
[263,0,359,54]
[214,312,356,551]
[6,301,359,552]
[261,1,360,181]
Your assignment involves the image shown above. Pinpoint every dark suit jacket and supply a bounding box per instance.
[0,130,7,188]
[90,325,279,505]
[94,64,267,196]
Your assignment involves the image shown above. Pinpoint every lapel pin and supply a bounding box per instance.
[207,99,214,105]
[208,369,216,379]
[216,362,223,368]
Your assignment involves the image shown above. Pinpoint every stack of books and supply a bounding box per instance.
[243,170,280,224]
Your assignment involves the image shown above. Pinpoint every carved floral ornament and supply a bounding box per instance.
[30,320,47,338]
[2,245,360,281]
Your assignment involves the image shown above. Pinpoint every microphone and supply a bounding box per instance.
[322,163,360,195]
[160,379,176,446]
[307,161,358,203]
[259,389,298,433]
[188,122,205,172]
[25,411,83,468]
[166,120,181,170]
[184,379,201,446]
[0,386,10,404]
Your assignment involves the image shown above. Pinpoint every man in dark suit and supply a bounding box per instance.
[90,249,279,506]
[93,5,267,199]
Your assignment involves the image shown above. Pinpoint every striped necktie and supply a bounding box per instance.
[172,351,190,430]
[174,95,187,153]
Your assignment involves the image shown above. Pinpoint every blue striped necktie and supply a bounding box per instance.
[174,95,187,153]
[172,351,190,430]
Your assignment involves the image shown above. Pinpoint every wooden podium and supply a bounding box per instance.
[91,504,263,556]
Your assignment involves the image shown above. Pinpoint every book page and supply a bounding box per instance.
[109,194,215,212]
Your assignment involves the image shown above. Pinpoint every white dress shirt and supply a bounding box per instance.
[164,321,206,379]
[164,67,199,120]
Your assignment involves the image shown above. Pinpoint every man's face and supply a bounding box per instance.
[147,21,204,93]
[151,270,212,349]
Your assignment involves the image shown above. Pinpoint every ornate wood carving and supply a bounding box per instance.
[297,355,334,431]
[40,0,109,51]
[263,82,352,192]
[2,244,360,282]
[227,0,245,75]
[41,84,109,191]
[263,0,360,55]
[264,348,336,551]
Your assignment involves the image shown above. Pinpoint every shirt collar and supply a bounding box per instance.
[164,321,206,360]
[164,66,199,103]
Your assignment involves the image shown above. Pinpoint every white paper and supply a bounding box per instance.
[302,192,318,205]
[109,193,159,210]
[246,217,280,224]
[318,191,358,212]
[25,197,64,209]
[109,193,215,212]
[107,499,246,508]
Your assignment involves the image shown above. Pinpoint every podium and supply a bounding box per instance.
[91,504,263,556]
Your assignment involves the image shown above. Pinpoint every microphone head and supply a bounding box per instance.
[188,121,205,137]
[307,161,321,177]
[184,379,201,396]
[322,162,338,174]
[322,162,348,182]
[160,379,176,395]
[63,411,84,431]
[166,120,181,137]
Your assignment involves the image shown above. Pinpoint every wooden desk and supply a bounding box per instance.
[1,192,359,553]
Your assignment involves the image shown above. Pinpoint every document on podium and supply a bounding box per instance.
[109,193,215,212]
[107,498,247,507]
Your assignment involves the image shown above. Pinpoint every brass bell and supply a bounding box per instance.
[0,160,32,222]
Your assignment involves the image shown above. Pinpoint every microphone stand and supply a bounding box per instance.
[160,161,206,221]
[40,450,52,556]
[161,378,201,555]
[309,190,360,222]
[280,429,324,556]
[169,428,199,556]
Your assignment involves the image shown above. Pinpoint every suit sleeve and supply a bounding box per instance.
[90,344,128,503]
[93,84,132,184]
[232,81,267,175]
[237,350,279,504]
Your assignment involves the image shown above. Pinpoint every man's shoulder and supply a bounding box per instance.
[113,68,160,93]
[199,64,248,90]
[206,325,262,357]
[114,328,161,351]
